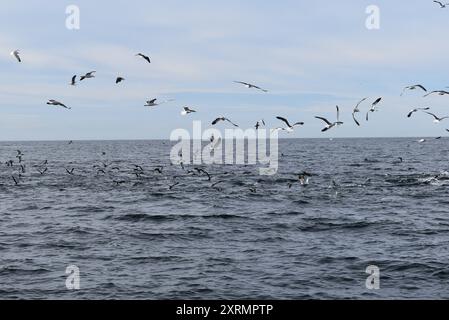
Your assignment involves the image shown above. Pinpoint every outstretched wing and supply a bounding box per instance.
[276,116,292,128]
[315,116,332,126]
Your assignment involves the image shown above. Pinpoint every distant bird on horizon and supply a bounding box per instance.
[212,117,239,127]
[401,84,427,96]
[366,97,382,121]
[47,99,71,109]
[424,111,449,123]
[275,116,304,133]
[181,107,196,116]
[352,97,368,126]
[434,1,449,8]
[424,90,449,97]
[234,81,268,92]
[80,71,96,81]
[116,77,125,84]
[408,107,430,118]
[10,50,21,62]
[136,53,151,64]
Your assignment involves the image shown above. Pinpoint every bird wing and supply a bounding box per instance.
[372,97,382,106]
[212,118,222,125]
[336,106,340,122]
[225,118,239,127]
[424,112,439,120]
[416,85,427,92]
[352,113,360,126]
[276,116,292,128]
[354,97,368,112]
[234,81,249,86]
[315,116,332,126]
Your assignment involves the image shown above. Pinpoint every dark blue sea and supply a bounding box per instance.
[1,138,449,299]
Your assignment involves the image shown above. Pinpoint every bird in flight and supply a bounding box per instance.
[212,117,239,127]
[11,50,21,62]
[255,119,266,130]
[181,107,196,116]
[401,84,427,96]
[144,98,174,107]
[70,75,77,86]
[366,97,382,121]
[275,116,304,133]
[424,90,449,97]
[136,53,151,64]
[116,77,125,84]
[407,107,430,118]
[234,81,268,92]
[352,97,368,126]
[47,99,71,109]
[434,1,449,8]
[80,71,96,81]
[315,106,343,132]
[424,112,449,123]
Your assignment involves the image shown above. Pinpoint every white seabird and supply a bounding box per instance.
[10,50,21,62]
[47,99,71,109]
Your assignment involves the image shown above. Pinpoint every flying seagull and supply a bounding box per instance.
[80,71,96,81]
[212,117,239,127]
[10,50,21,62]
[275,116,304,132]
[407,107,430,118]
[434,1,449,8]
[234,81,268,92]
[424,90,449,97]
[352,97,368,126]
[181,107,196,116]
[255,119,266,130]
[366,97,382,121]
[70,75,77,86]
[144,98,174,107]
[401,85,427,96]
[315,106,343,132]
[116,77,125,84]
[47,99,71,109]
[136,53,151,64]
[424,111,449,123]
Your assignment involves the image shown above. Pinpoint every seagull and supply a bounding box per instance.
[116,77,125,84]
[275,116,304,132]
[70,75,77,86]
[255,119,265,130]
[136,53,151,64]
[315,106,343,132]
[65,168,75,175]
[10,50,21,62]
[366,97,382,121]
[352,97,368,126]
[424,90,449,97]
[407,107,430,118]
[315,116,343,132]
[434,1,449,8]
[144,98,174,107]
[234,81,268,92]
[80,71,96,81]
[212,117,239,127]
[47,99,71,109]
[424,111,449,123]
[181,107,196,116]
[401,84,427,96]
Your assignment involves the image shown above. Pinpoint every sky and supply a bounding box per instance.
[0,0,448,140]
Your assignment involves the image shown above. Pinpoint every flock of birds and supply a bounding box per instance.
[3,1,449,190]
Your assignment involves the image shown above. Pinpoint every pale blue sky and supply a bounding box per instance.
[0,0,448,140]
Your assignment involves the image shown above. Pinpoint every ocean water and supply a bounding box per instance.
[1,138,449,299]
